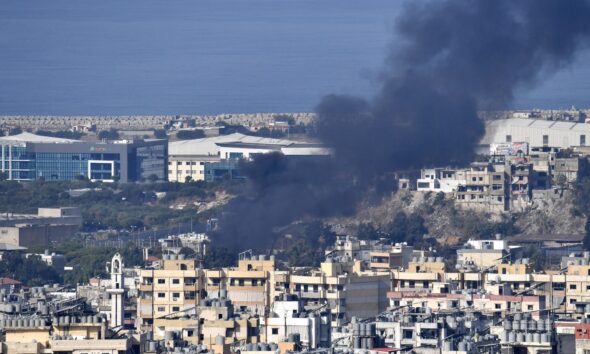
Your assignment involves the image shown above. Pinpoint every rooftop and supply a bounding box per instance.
[506,233,584,243]
[0,132,79,144]
[0,277,22,285]
[168,133,299,156]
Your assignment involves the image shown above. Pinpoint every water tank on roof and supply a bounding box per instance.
[529,320,536,331]
[517,333,525,343]
[508,331,516,343]
[533,332,541,343]
[504,320,512,330]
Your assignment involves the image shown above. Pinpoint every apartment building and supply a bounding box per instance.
[455,162,509,213]
[137,255,204,332]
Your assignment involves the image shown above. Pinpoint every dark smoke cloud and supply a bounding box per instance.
[218,0,590,250]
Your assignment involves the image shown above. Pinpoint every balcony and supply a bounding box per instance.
[139,283,153,292]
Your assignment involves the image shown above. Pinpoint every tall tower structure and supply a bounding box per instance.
[107,253,125,328]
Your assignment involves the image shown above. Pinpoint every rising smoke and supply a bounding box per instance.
[218,0,590,250]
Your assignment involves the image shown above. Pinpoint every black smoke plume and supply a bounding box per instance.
[217,0,590,250]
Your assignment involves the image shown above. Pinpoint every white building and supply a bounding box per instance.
[168,133,330,182]
[261,294,330,348]
[416,168,464,193]
[482,118,590,150]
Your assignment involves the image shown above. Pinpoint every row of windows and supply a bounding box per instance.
[169,161,205,166]
[155,278,196,285]
[506,134,587,146]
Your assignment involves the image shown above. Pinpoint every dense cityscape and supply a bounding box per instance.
[0,109,589,353]
[4,1,590,354]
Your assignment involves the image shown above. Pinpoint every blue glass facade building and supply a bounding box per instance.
[0,138,167,182]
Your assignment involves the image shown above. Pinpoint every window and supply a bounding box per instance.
[172,306,180,312]
[527,305,533,310]
[272,328,279,335]
[172,292,180,298]
[157,306,165,312]
[417,182,430,189]
[495,304,501,309]
[543,135,549,146]
[158,279,165,284]
[570,284,577,290]
[157,293,165,298]
[506,135,512,143]
[172,279,180,284]
[582,135,586,146]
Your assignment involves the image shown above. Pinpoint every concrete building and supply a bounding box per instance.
[416,168,464,193]
[482,118,590,150]
[1,315,140,354]
[26,250,66,273]
[0,207,81,248]
[455,162,509,213]
[159,233,209,260]
[456,238,510,270]
[0,132,167,182]
[168,133,330,182]
[261,294,330,348]
[136,255,205,332]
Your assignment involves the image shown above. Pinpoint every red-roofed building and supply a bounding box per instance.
[0,277,22,292]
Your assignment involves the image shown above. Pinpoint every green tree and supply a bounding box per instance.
[357,222,380,240]
[153,129,167,139]
[98,129,120,140]
[0,252,62,286]
[176,130,205,140]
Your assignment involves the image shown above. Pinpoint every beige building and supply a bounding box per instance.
[455,162,508,213]
[1,315,139,354]
[168,155,219,182]
[0,223,79,248]
[137,256,204,332]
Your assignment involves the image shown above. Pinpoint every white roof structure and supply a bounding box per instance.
[0,132,79,144]
[168,133,297,157]
[481,118,590,148]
